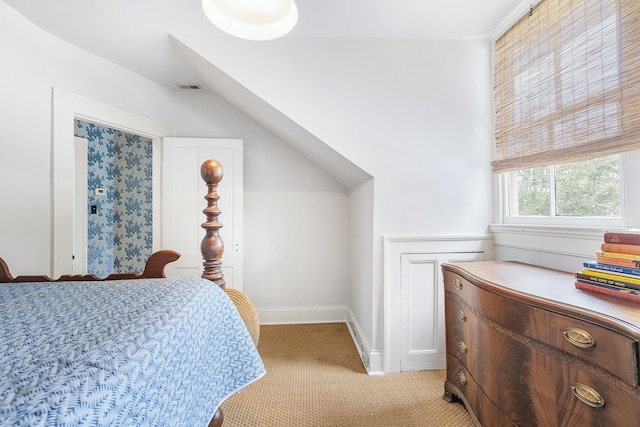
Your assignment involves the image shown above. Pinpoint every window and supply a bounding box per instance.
[493,0,640,226]
[504,155,622,226]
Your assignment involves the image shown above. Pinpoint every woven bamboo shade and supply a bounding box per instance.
[492,0,640,173]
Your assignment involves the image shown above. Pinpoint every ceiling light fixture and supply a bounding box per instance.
[201,0,298,41]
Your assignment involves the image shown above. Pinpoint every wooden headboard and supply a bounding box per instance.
[0,250,180,283]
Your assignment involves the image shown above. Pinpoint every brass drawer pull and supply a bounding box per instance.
[454,278,463,289]
[563,327,595,349]
[458,371,467,385]
[457,310,467,322]
[458,341,468,353]
[571,383,605,408]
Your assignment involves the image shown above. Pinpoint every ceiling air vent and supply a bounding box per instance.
[176,83,202,90]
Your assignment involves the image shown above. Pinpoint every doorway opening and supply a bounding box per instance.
[52,88,175,278]
[74,119,153,277]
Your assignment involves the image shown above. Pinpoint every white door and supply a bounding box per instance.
[162,137,243,290]
[399,252,483,371]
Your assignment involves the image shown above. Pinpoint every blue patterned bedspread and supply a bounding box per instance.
[0,277,265,426]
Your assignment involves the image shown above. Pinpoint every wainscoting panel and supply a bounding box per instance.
[383,235,494,373]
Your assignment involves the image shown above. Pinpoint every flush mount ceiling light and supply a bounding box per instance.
[201,0,298,41]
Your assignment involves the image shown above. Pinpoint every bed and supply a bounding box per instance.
[0,159,264,427]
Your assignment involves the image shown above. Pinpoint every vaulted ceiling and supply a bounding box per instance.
[4,0,525,89]
[4,0,526,189]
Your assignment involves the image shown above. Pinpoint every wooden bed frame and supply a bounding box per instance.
[0,159,233,427]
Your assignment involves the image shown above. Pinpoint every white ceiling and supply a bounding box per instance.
[3,0,525,89]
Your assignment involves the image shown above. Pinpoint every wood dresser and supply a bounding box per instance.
[442,261,640,427]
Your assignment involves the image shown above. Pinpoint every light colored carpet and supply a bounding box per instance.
[220,323,475,427]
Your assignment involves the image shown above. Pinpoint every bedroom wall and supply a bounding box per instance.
[111,129,154,274]
[1,2,495,369]
[169,91,351,318]
[79,121,117,277]
[171,35,495,362]
[0,1,176,275]
[0,2,349,317]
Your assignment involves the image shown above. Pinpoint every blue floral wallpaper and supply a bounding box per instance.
[74,120,153,277]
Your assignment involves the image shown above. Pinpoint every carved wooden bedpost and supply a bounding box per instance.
[201,159,226,427]
[200,159,226,289]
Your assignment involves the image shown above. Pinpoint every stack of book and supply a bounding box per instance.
[575,231,640,302]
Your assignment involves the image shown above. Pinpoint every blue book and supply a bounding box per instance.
[583,261,640,277]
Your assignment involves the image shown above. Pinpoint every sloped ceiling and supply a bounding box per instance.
[3,0,528,189]
[172,35,372,190]
[2,0,527,89]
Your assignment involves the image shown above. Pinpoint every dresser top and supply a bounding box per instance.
[443,260,640,339]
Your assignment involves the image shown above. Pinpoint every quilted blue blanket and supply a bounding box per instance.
[0,277,265,426]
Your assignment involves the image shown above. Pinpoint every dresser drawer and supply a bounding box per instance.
[442,261,640,427]
[454,310,640,426]
[444,270,639,387]
[444,295,472,360]
[445,355,517,427]
[445,305,540,425]
[533,350,640,427]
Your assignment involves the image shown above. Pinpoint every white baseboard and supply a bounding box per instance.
[346,307,384,376]
[257,305,347,325]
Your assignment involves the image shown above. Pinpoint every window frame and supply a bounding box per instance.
[500,153,629,228]
[501,155,625,227]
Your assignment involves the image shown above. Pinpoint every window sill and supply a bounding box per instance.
[488,223,623,259]
[490,223,617,239]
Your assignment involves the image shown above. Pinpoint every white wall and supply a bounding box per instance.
[170,91,351,315]
[173,35,495,355]
[348,179,375,350]
[2,2,496,365]
[0,1,172,274]
[0,2,350,319]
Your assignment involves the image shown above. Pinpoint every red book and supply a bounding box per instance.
[575,280,640,303]
[604,232,640,246]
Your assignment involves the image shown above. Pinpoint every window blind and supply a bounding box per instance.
[492,0,640,173]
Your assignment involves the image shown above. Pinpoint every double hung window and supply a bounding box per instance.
[493,0,640,226]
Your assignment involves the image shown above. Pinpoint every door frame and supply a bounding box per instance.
[73,136,88,274]
[51,88,175,278]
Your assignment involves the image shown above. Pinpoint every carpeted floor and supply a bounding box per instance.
[220,323,475,427]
